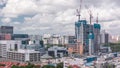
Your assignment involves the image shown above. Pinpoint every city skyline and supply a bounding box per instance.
[0,0,120,35]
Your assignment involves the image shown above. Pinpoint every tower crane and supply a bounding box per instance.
[96,13,99,23]
[85,5,93,25]
[76,0,83,21]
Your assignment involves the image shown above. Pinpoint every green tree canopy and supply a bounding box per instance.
[41,65,55,68]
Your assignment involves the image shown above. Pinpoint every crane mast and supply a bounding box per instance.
[96,13,99,23]
[76,0,83,21]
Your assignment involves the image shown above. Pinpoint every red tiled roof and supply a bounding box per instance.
[0,61,27,68]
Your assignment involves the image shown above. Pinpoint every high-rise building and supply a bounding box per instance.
[59,36,68,45]
[12,34,29,40]
[0,26,13,40]
[75,20,101,55]
[75,20,90,55]
[29,35,42,41]
[100,30,109,44]
[93,23,101,53]
[0,34,11,40]
[0,26,13,34]
[68,36,76,44]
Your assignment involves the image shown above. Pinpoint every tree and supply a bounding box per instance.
[41,65,55,68]
[67,66,72,68]
[11,65,19,68]
[11,62,37,68]
[25,63,35,68]
[56,62,63,68]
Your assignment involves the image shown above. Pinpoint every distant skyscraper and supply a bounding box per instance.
[100,30,109,44]
[0,26,13,34]
[68,36,76,44]
[12,34,29,40]
[0,26,13,40]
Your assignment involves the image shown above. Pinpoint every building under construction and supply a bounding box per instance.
[75,19,101,55]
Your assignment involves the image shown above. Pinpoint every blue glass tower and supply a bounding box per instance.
[75,20,90,53]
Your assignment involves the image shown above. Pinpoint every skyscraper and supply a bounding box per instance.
[100,30,109,44]
[75,20,90,54]
[0,26,13,40]
[93,23,101,53]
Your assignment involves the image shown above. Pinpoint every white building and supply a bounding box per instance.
[43,34,68,45]
[100,30,109,44]
[0,40,45,62]
[51,34,60,45]
[43,34,51,44]
[29,35,42,41]
[59,36,68,45]
[0,40,21,58]
[7,49,41,62]
[63,58,85,68]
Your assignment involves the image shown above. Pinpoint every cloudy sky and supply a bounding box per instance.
[0,0,120,35]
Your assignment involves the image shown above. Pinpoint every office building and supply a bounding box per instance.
[0,26,13,40]
[59,36,68,45]
[0,39,45,62]
[51,34,60,45]
[29,35,42,40]
[0,26,13,34]
[68,43,83,55]
[48,46,68,58]
[100,30,109,44]
[20,43,45,54]
[68,36,76,44]
[7,49,41,62]
[43,34,68,45]
[0,40,21,58]
[43,34,51,45]
[6,42,45,62]
[0,34,11,40]
[12,34,29,40]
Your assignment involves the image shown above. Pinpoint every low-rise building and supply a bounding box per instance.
[48,46,68,58]
[7,49,41,62]
[0,40,21,58]
[67,43,83,56]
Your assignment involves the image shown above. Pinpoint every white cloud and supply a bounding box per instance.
[1,0,38,17]
[0,0,120,35]
[0,0,7,5]
[1,17,11,23]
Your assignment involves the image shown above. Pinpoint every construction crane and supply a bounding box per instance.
[85,5,93,25]
[96,13,99,23]
[76,0,83,21]
[76,0,84,56]
[85,5,94,55]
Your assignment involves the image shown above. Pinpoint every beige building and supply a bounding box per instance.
[68,42,83,56]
